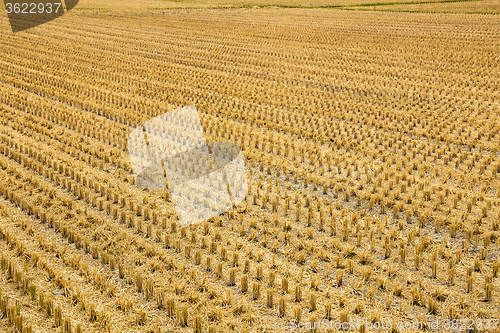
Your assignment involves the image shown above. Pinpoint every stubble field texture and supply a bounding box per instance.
[0,0,499,332]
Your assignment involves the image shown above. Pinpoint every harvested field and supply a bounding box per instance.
[357,0,500,13]
[0,3,499,333]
